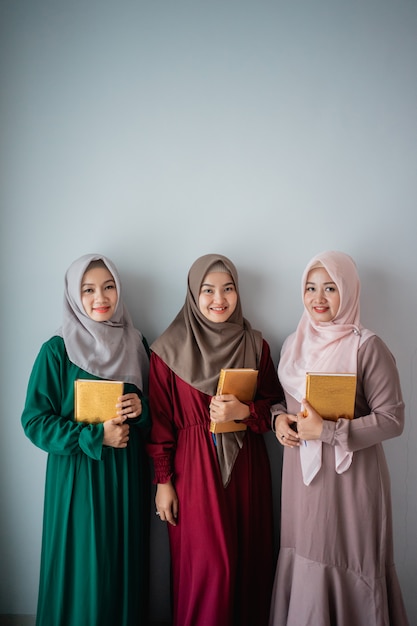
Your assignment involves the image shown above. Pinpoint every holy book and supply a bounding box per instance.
[305,372,357,421]
[74,379,124,424]
[210,368,258,434]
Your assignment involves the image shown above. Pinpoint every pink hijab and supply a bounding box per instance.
[278,250,373,484]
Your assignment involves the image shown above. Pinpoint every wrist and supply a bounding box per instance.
[272,412,286,432]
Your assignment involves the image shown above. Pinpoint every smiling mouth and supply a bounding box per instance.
[313,307,329,313]
[94,307,110,313]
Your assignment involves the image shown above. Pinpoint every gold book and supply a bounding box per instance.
[210,368,258,434]
[305,372,357,421]
[74,379,124,424]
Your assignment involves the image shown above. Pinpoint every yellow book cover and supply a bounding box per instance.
[210,368,258,434]
[305,372,357,421]
[74,379,124,424]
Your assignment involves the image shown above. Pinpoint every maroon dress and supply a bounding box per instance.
[148,340,282,626]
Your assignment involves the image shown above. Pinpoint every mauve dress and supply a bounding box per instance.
[148,340,283,626]
[269,335,409,626]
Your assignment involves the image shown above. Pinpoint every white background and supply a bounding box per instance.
[1,0,416,622]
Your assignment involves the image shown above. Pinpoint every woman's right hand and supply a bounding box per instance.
[155,480,179,526]
[102,416,129,448]
[275,413,300,447]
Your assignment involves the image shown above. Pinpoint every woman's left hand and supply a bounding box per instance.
[296,399,323,440]
[116,393,142,419]
[209,394,250,423]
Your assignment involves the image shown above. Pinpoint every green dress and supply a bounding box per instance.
[21,336,151,626]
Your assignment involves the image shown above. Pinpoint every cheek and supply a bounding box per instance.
[198,295,211,318]
[229,295,238,313]
[333,295,341,311]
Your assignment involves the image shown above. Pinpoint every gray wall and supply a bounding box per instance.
[1,1,416,622]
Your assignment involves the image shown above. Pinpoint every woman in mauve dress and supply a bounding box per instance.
[147,253,284,626]
[22,254,151,626]
[269,250,409,626]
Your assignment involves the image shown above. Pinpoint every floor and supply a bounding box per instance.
[0,618,170,626]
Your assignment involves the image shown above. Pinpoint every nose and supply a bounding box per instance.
[95,288,108,301]
[213,290,226,303]
[315,289,327,303]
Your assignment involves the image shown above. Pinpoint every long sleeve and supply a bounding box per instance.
[320,335,405,452]
[244,340,284,433]
[22,336,150,460]
[147,352,177,482]
[21,338,106,459]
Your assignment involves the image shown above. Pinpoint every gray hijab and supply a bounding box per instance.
[56,253,148,392]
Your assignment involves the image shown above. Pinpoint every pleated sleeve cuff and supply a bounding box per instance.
[321,418,346,447]
[78,423,104,460]
[152,455,173,484]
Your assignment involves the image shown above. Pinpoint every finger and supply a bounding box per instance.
[112,415,127,425]
[159,508,173,525]
[117,394,136,408]
[165,513,177,526]
[118,401,137,417]
[279,432,300,447]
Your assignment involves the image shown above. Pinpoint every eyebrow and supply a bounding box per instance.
[81,279,116,287]
[201,281,235,288]
[305,281,336,286]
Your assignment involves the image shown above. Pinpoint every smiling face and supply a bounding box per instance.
[304,266,340,323]
[198,271,238,323]
[81,264,118,322]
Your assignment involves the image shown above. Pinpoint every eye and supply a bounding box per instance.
[105,284,116,291]
[305,286,315,292]
[325,286,337,293]
[82,287,94,294]
[224,286,235,293]
[201,288,213,294]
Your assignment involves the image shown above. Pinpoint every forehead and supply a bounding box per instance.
[81,265,115,284]
[305,266,335,284]
[201,271,234,286]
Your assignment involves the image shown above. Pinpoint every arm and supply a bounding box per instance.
[21,339,105,460]
[210,341,285,434]
[117,335,151,431]
[147,353,177,481]
[320,335,405,452]
[116,386,151,432]
[147,353,179,522]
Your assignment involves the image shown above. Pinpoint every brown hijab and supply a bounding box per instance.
[151,253,263,392]
[151,253,263,487]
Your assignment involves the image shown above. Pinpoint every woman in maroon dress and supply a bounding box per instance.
[148,253,283,626]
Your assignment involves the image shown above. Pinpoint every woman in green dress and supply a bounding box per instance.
[21,253,151,626]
